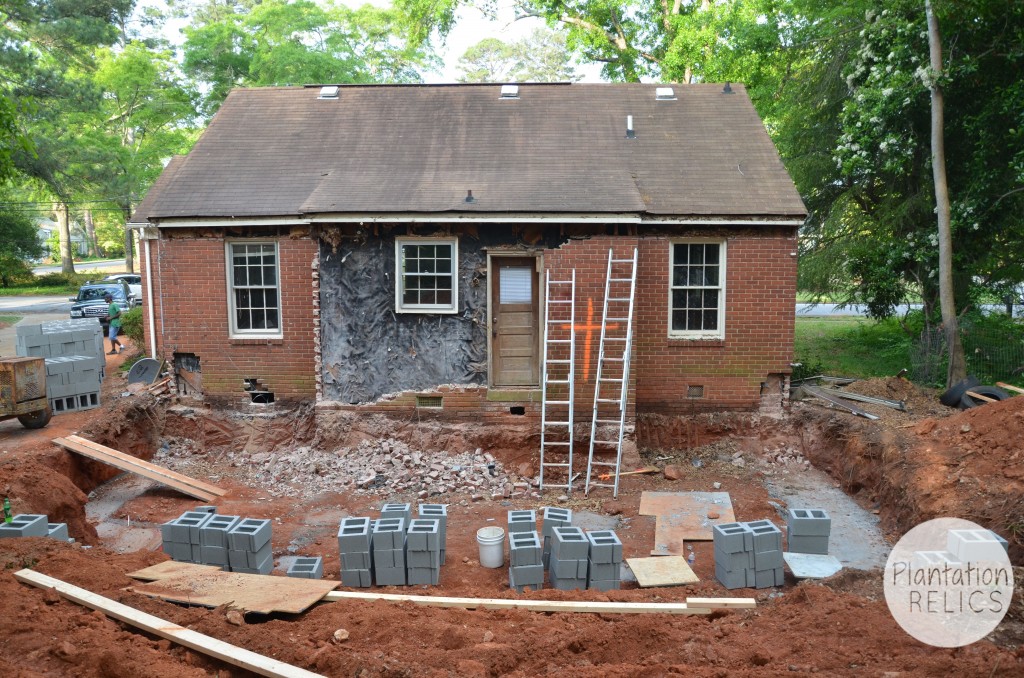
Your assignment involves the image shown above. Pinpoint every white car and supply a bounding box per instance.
[103,274,143,302]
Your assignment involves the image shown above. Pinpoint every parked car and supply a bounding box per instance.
[103,273,143,301]
[69,280,136,330]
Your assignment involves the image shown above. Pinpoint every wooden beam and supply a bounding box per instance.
[685,597,757,609]
[996,382,1024,395]
[321,589,721,615]
[53,435,224,501]
[965,391,998,403]
[15,569,324,678]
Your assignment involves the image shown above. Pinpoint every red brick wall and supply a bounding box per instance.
[145,233,317,401]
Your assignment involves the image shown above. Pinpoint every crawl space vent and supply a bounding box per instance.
[416,395,443,408]
[687,385,705,399]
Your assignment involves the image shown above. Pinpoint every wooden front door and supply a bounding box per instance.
[491,257,540,387]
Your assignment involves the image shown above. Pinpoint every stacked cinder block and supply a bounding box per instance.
[227,518,273,574]
[586,530,623,591]
[160,510,214,564]
[372,518,407,586]
[508,531,544,592]
[0,514,49,539]
[380,502,411,523]
[16,319,105,414]
[418,504,447,564]
[549,526,589,590]
[198,514,240,569]
[946,529,1010,560]
[714,520,784,589]
[287,556,324,579]
[338,517,373,588]
[508,509,536,534]
[541,507,572,570]
[406,518,442,585]
[786,509,831,555]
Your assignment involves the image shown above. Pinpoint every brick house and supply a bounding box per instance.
[130,83,805,433]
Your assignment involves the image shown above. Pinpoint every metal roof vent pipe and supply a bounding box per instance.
[626,115,636,139]
[465,190,476,203]
[723,82,734,94]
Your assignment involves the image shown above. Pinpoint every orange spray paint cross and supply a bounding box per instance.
[561,298,618,382]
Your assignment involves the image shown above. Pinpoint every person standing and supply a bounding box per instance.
[104,293,123,355]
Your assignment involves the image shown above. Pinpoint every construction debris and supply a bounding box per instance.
[799,385,880,420]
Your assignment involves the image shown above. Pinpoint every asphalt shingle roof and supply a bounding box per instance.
[131,83,806,223]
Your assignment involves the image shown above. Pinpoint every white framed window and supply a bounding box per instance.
[395,237,459,314]
[669,240,726,338]
[226,241,282,338]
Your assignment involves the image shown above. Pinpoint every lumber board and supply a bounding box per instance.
[128,560,223,582]
[126,562,338,614]
[15,569,324,678]
[996,382,1024,395]
[53,435,223,501]
[626,556,699,587]
[63,434,225,496]
[321,590,712,615]
[685,597,757,609]
[965,390,998,403]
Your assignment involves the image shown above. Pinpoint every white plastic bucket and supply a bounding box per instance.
[476,526,505,568]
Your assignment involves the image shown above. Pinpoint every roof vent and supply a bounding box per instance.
[722,82,734,94]
[500,84,519,99]
[318,85,339,99]
[626,115,636,139]
[655,87,676,101]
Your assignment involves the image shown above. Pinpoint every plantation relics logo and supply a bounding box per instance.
[884,517,1013,647]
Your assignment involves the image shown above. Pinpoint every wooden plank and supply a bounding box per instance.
[965,390,998,403]
[996,382,1024,395]
[685,597,757,609]
[53,436,221,502]
[128,561,223,582]
[15,569,324,678]
[64,435,226,496]
[639,491,735,553]
[321,589,711,615]
[126,562,338,614]
[625,556,699,587]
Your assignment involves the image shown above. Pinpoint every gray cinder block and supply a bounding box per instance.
[508,510,537,534]
[163,541,193,562]
[753,549,784,571]
[406,519,440,551]
[228,549,250,570]
[338,517,372,553]
[374,566,406,586]
[754,568,780,589]
[246,541,272,569]
[227,518,272,551]
[714,562,749,590]
[340,569,373,588]
[587,579,620,592]
[551,527,588,559]
[372,518,405,550]
[510,563,545,586]
[287,556,323,579]
[749,522,783,553]
[46,523,70,541]
[787,534,829,555]
[587,560,619,582]
[0,514,49,539]
[713,523,753,555]
[177,510,216,544]
[787,509,831,537]
[714,548,753,573]
[587,531,623,564]
[200,515,240,548]
[193,505,217,514]
[380,503,411,522]
[407,567,440,586]
[946,529,1009,562]
[510,531,542,566]
[341,551,372,570]
[201,545,228,566]
[407,549,441,569]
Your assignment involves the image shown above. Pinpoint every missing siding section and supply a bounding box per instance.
[173,352,202,397]
[243,376,274,404]
[416,395,443,408]
[509,406,526,415]
[687,385,705,399]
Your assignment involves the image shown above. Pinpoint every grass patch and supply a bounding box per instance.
[0,314,21,329]
[794,317,912,379]
[0,285,79,296]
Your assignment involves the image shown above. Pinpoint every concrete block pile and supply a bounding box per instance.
[586,530,623,592]
[406,518,441,585]
[714,520,785,590]
[508,530,544,592]
[0,514,72,542]
[419,503,447,564]
[338,517,373,588]
[785,509,831,555]
[16,320,105,414]
[287,556,324,579]
[541,507,572,570]
[161,510,274,575]
[549,526,590,591]
[372,518,407,586]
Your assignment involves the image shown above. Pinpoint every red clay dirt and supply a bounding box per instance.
[0,367,1021,676]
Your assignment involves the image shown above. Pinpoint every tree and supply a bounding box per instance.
[457,28,578,82]
[0,202,44,287]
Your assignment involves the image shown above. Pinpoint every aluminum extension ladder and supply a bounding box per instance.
[585,248,638,497]
[539,269,577,494]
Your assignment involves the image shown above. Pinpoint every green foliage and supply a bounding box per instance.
[794,316,914,379]
[0,203,44,287]
[119,306,145,345]
[457,29,578,83]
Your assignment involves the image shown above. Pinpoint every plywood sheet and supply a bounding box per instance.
[782,552,843,579]
[639,491,735,555]
[128,561,224,582]
[126,562,337,614]
[625,556,699,587]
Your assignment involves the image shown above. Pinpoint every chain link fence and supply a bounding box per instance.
[910,321,1024,386]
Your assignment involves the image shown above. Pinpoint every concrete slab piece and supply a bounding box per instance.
[783,552,843,579]
[626,556,699,587]
[639,492,735,555]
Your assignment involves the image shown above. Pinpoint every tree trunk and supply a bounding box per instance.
[123,203,134,273]
[84,208,99,257]
[57,202,75,275]
[925,0,966,386]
